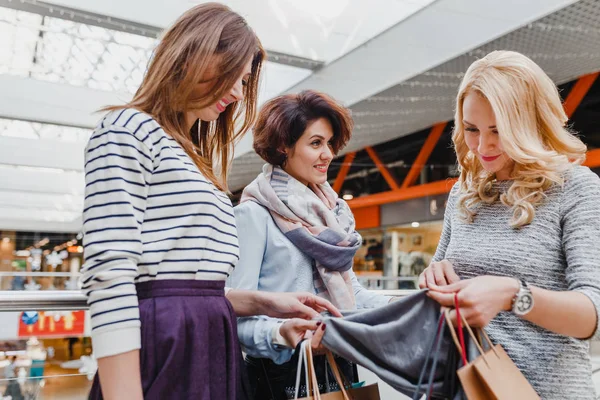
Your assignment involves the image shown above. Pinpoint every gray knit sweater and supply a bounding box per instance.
[433,166,600,399]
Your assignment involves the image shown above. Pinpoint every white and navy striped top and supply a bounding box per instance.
[81,108,239,359]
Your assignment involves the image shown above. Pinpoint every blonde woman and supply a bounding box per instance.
[420,50,600,399]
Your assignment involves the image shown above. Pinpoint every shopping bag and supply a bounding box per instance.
[446,295,540,400]
[295,339,381,400]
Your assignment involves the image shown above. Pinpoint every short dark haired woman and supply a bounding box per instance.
[229,90,394,398]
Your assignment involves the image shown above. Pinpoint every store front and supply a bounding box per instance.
[0,231,83,291]
[354,193,448,290]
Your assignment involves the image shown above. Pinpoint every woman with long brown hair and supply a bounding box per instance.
[81,4,335,399]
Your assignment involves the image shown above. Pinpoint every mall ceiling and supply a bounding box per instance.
[229,0,600,190]
[0,0,598,233]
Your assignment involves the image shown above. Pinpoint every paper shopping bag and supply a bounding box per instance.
[295,340,380,400]
[445,306,540,400]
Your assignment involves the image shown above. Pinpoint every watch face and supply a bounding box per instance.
[516,293,534,314]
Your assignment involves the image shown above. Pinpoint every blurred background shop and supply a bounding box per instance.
[1,0,600,398]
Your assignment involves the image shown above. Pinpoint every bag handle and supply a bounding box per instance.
[477,327,497,355]
[445,295,500,369]
[302,338,351,400]
[294,341,304,399]
[444,309,486,362]
[324,350,351,399]
[294,340,313,399]
[454,294,468,366]
[444,308,486,359]
[305,340,320,399]
[453,293,499,360]
[413,311,446,400]
[425,313,447,399]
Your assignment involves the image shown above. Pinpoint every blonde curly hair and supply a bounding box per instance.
[453,51,587,228]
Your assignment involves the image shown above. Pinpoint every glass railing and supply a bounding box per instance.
[1,271,423,292]
[0,287,417,398]
[356,275,420,290]
[0,290,86,311]
[0,288,417,312]
[0,290,91,399]
[0,361,94,399]
[0,289,599,399]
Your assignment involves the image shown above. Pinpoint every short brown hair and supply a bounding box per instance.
[253,90,353,166]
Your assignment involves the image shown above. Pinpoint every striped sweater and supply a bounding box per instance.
[81,108,239,359]
[434,166,600,399]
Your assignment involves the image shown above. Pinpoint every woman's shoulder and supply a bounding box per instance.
[565,164,599,184]
[561,165,600,198]
[234,201,270,220]
[450,180,461,195]
[234,201,274,238]
[95,108,163,144]
[443,180,462,208]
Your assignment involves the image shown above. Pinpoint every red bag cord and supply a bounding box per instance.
[454,292,468,366]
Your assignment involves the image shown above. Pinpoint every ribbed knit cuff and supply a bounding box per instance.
[92,326,141,359]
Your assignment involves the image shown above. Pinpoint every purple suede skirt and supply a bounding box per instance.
[89,279,247,400]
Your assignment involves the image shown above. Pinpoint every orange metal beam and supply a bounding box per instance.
[348,148,600,212]
[584,149,600,168]
[332,152,356,193]
[353,205,381,230]
[345,72,600,212]
[349,148,598,212]
[365,146,399,190]
[348,178,457,210]
[564,72,599,118]
[401,122,447,189]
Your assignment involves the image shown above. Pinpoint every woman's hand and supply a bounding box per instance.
[418,260,461,288]
[427,276,519,327]
[261,292,342,319]
[279,319,323,349]
[304,321,327,355]
[228,290,342,318]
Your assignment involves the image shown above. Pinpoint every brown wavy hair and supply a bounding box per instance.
[253,90,353,166]
[105,3,265,191]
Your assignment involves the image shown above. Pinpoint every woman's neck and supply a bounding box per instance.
[495,171,512,181]
[280,164,309,186]
[185,112,199,133]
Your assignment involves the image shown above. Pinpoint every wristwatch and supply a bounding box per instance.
[511,279,534,316]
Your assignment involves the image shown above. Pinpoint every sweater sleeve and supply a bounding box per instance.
[228,202,295,364]
[350,270,392,308]
[432,182,459,263]
[560,166,600,340]
[81,121,152,359]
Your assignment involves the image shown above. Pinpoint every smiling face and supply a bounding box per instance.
[186,56,253,124]
[283,118,335,186]
[462,91,515,180]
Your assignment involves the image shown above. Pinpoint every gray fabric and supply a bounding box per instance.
[322,290,463,399]
[435,166,600,399]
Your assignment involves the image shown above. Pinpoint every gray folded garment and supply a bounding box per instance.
[322,290,468,399]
